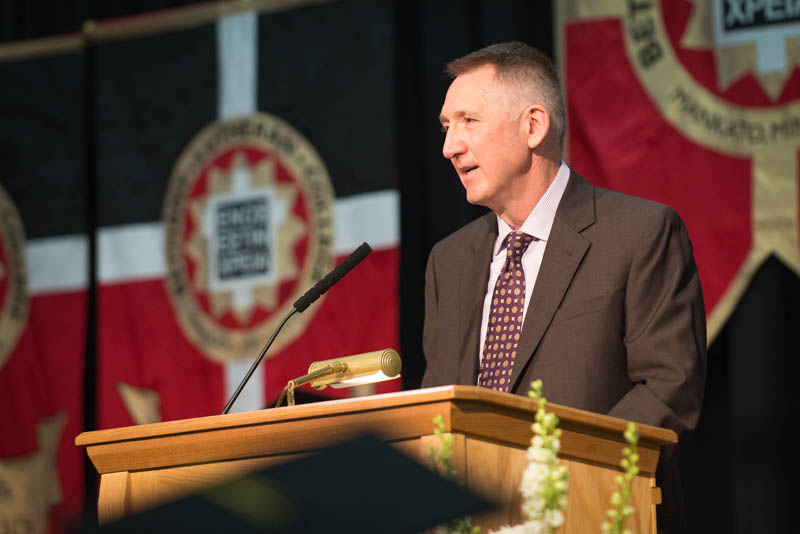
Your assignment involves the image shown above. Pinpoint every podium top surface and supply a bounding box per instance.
[76,385,677,448]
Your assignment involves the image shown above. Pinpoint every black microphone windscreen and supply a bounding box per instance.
[293,242,372,312]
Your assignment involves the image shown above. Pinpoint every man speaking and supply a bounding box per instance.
[421,42,706,533]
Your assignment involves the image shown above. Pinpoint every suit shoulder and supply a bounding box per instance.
[430,212,495,255]
[594,186,685,227]
[562,170,686,233]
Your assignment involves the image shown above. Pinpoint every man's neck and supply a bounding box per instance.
[496,157,562,229]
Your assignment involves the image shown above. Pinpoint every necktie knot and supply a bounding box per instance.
[505,231,533,260]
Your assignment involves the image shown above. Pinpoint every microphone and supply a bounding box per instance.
[293,242,372,312]
[221,242,373,414]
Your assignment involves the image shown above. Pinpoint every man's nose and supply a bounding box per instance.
[442,127,465,160]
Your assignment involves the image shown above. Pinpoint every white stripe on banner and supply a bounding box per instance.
[26,236,88,295]
[217,12,258,120]
[334,190,399,253]
[98,225,165,281]
[25,189,400,291]
[95,190,399,282]
[218,10,261,413]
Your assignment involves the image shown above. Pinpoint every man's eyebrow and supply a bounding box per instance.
[438,110,466,124]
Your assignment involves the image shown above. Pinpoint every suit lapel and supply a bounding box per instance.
[457,214,496,385]
[509,172,596,392]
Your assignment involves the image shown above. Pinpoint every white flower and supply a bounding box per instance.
[490,520,549,534]
[509,381,570,534]
[545,509,564,528]
[527,447,553,463]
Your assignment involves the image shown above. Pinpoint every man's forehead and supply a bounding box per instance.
[449,65,498,95]
[440,68,500,122]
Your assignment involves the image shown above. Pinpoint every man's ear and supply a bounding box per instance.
[523,104,550,149]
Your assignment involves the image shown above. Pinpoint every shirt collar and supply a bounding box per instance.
[493,161,570,257]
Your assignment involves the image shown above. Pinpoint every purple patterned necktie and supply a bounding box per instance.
[478,231,534,392]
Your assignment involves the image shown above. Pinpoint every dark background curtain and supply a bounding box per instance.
[1,1,796,533]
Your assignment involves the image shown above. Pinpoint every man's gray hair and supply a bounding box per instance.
[446,41,565,149]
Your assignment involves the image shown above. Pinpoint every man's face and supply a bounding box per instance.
[439,65,530,212]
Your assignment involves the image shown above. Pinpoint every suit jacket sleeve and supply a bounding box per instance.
[608,206,707,437]
[421,245,441,388]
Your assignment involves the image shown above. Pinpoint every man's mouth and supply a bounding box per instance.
[460,165,479,176]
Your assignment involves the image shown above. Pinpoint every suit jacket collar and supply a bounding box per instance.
[508,169,596,391]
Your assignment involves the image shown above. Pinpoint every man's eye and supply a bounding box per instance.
[465,117,476,124]
[440,125,449,133]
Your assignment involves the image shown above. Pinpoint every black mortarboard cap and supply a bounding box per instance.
[88,433,495,533]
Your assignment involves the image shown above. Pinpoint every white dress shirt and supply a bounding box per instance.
[478,162,571,365]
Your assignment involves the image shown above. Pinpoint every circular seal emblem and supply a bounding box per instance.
[0,182,29,370]
[163,113,335,363]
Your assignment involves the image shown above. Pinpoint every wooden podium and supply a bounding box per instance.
[76,385,676,532]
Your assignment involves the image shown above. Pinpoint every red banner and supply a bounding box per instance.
[0,190,86,534]
[93,6,401,430]
[560,0,800,340]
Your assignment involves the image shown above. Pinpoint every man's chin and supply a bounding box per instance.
[463,188,490,208]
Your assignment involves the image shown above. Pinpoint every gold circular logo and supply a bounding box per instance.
[0,183,29,370]
[163,113,335,362]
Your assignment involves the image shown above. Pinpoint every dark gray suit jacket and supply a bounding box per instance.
[421,170,706,532]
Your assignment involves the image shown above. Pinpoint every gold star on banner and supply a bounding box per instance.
[117,381,162,425]
[0,414,66,534]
